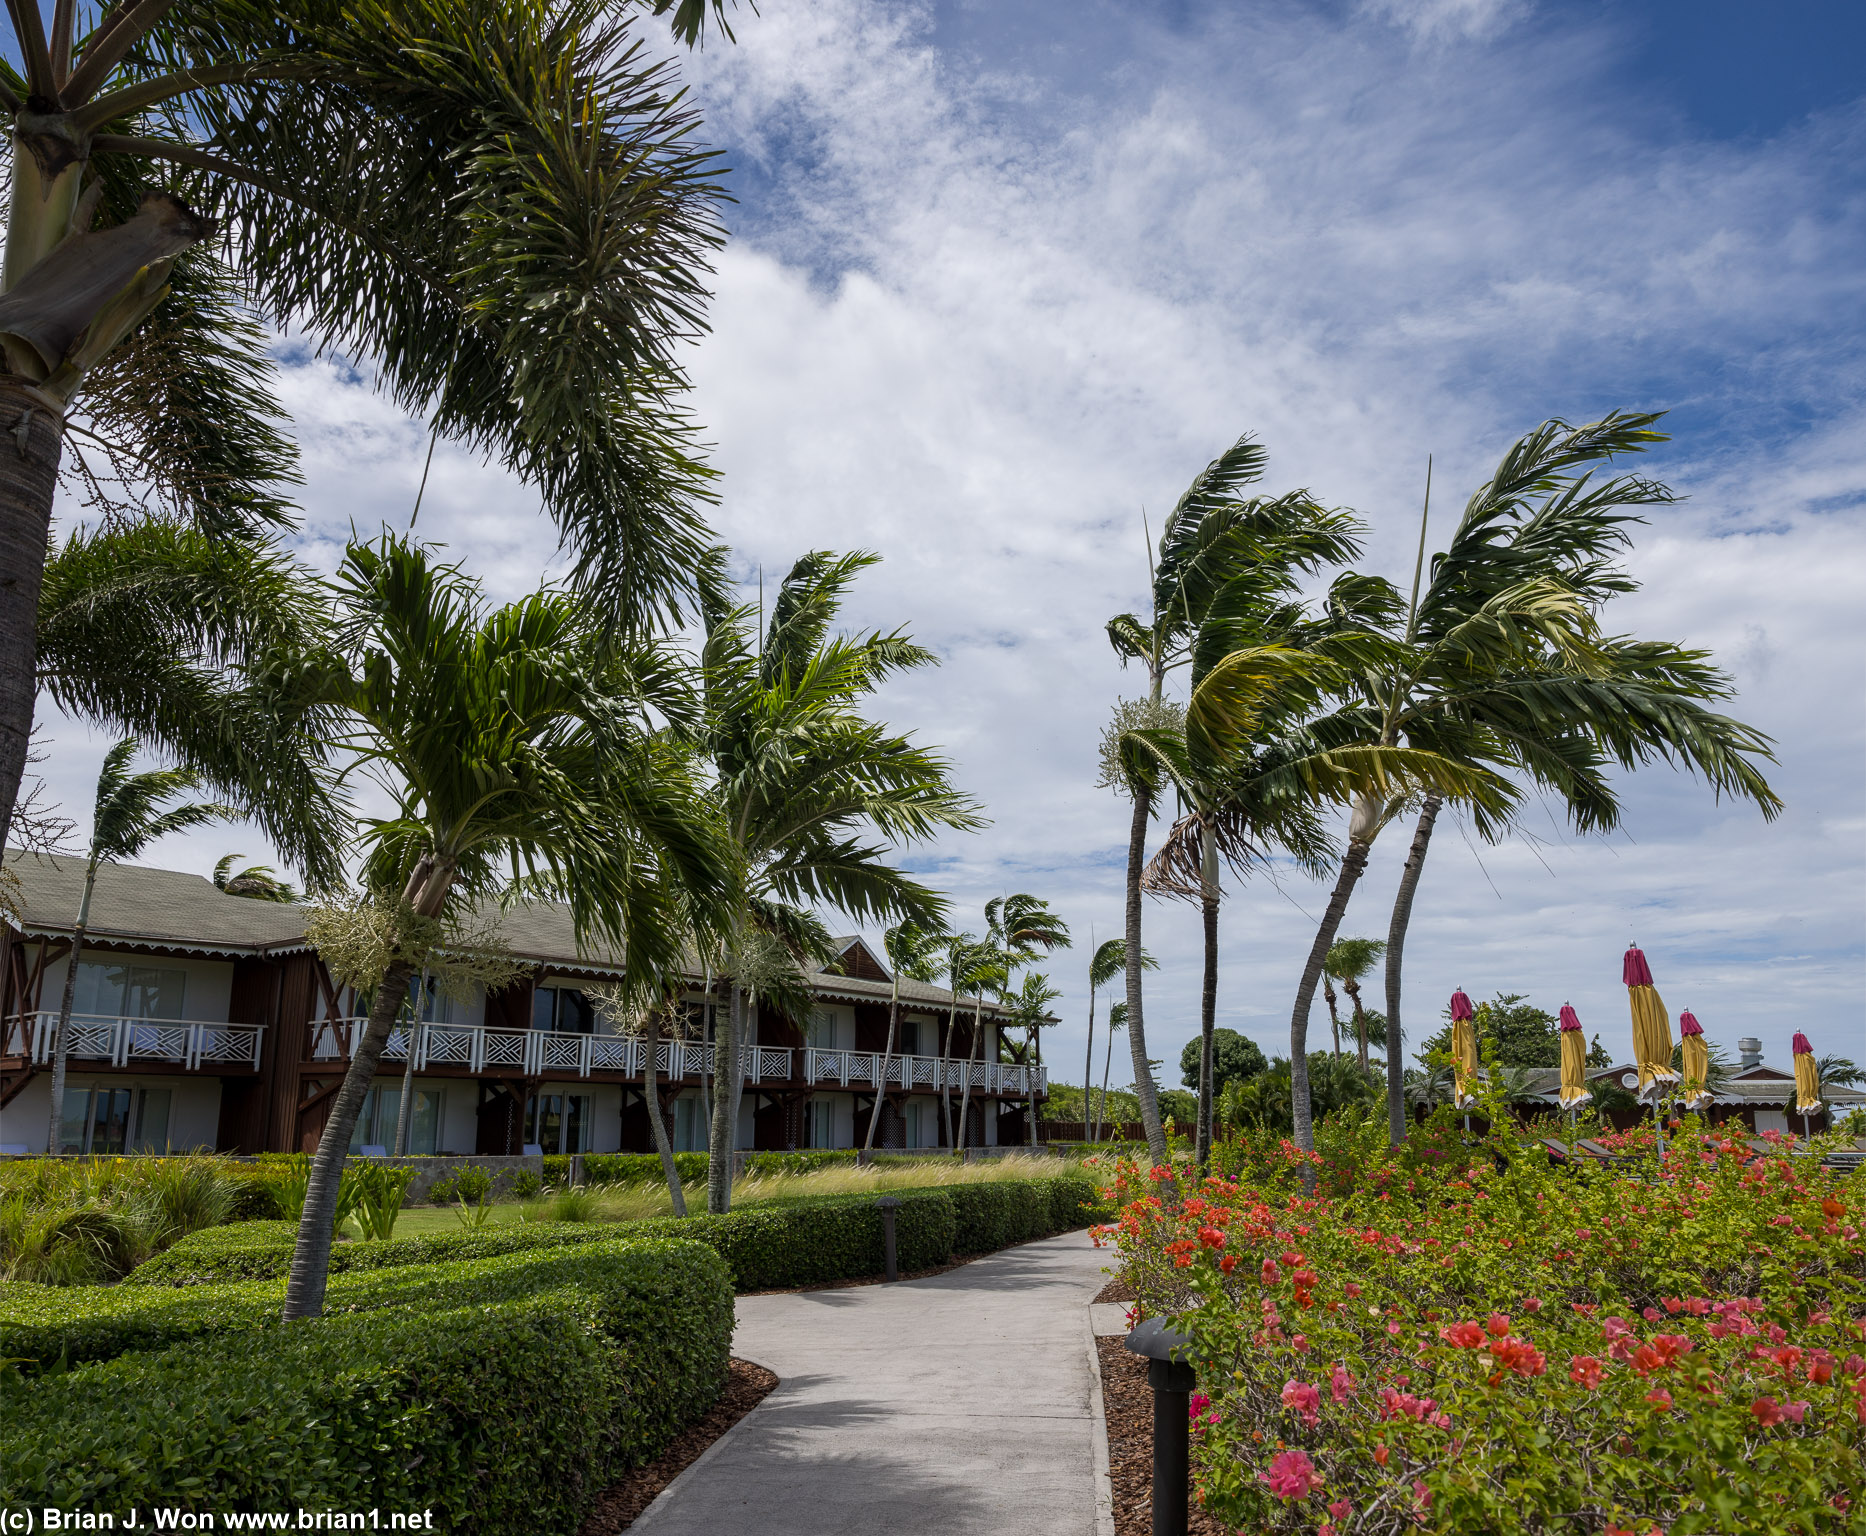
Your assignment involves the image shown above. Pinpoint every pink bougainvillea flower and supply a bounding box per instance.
[1443,1321,1485,1349]
[1570,1356,1607,1389]
[1751,1397,1788,1426]
[1486,1313,1511,1338]
[1188,1393,1212,1417]
[1645,1388,1675,1412]
[1413,1480,1433,1510]
[1261,1259,1281,1286]
[1328,1499,1352,1519]
[1331,1365,1357,1403]
[1344,1282,1362,1298]
[1282,1380,1321,1427]
[1523,1297,1543,1314]
[1257,1449,1320,1500]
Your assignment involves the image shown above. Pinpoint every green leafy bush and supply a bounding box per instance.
[124,1173,1103,1294]
[0,1238,731,1532]
[1101,1122,1866,1534]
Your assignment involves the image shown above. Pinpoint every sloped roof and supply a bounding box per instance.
[1507,1058,1864,1107]
[4,850,309,956]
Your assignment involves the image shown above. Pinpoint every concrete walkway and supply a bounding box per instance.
[631,1227,1114,1536]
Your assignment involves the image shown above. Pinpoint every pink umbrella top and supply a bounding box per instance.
[1558,1004,1583,1032]
[1449,989,1474,1022]
[1623,946,1654,988]
[1678,1011,1703,1037]
[1793,1032,1814,1056]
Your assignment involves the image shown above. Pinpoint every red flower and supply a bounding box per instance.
[1486,1313,1510,1338]
[1282,1379,1321,1427]
[1442,1321,1485,1349]
[1570,1356,1606,1389]
[1261,1259,1281,1286]
[1490,1337,1547,1377]
[1751,1397,1788,1426]
[1330,1365,1357,1403]
[1218,1254,1237,1275]
[1645,1388,1674,1412]
[1373,1445,1389,1467]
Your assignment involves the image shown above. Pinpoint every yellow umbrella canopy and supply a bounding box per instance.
[1792,1033,1823,1117]
[1624,945,1677,1103]
[1449,988,1479,1109]
[1678,1010,1712,1111]
[1557,1004,1589,1109]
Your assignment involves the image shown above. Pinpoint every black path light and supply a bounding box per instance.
[1125,1316,1196,1536]
[876,1195,901,1281]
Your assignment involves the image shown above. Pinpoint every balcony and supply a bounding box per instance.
[309,1018,1048,1095]
[3,1012,265,1071]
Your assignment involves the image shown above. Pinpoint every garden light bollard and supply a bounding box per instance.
[1124,1316,1195,1536]
[876,1194,901,1281]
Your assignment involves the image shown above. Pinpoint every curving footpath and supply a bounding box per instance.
[629,1227,1115,1536]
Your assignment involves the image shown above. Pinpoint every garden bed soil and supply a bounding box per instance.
[579,1358,778,1535]
[1097,1336,1229,1536]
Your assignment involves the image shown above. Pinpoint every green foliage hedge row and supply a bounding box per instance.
[0,1238,732,1531]
[118,1172,1101,1296]
[545,1148,899,1186]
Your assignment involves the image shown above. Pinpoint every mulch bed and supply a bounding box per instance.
[579,1357,778,1535]
[1098,1337,1230,1536]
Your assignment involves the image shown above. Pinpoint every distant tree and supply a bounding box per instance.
[1420,991,1611,1069]
[1817,1055,1864,1089]
[1180,1028,1267,1095]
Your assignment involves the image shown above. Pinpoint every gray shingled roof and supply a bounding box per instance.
[5,850,309,955]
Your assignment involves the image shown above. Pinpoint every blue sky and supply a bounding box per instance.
[36,0,1866,1086]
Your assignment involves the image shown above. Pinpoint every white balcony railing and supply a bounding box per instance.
[306,1019,1048,1094]
[3,1012,264,1071]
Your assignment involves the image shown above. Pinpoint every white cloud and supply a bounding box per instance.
[32,0,1865,1095]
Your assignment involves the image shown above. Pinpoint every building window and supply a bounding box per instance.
[533,986,595,1034]
[72,963,185,1020]
[528,1091,591,1153]
[348,1087,445,1154]
[57,1084,173,1153]
[807,1007,852,1050]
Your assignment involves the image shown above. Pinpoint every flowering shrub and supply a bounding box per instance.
[1097,1117,1866,1533]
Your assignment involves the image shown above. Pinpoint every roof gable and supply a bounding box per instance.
[824,936,891,983]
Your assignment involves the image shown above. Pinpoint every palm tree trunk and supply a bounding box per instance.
[1098,1023,1116,1142]
[706,985,741,1214]
[1025,1023,1039,1146]
[1353,998,1369,1075]
[1123,785,1168,1165]
[1082,981,1096,1145]
[1196,893,1217,1171]
[955,995,982,1150]
[44,857,98,1153]
[1289,838,1372,1175]
[1383,794,1441,1147]
[863,978,901,1153]
[940,998,958,1147]
[282,953,414,1320]
[391,965,428,1157]
[0,392,63,855]
[643,1003,687,1216]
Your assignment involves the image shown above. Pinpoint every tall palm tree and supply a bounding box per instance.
[864,917,948,1153]
[1104,435,1360,1165]
[694,549,984,1210]
[0,0,735,856]
[999,969,1062,1142]
[1375,415,1783,1146]
[1080,936,1126,1139]
[278,536,733,1319]
[1096,1000,1128,1143]
[984,893,1070,1146]
[45,738,230,1152]
[1322,938,1385,1068]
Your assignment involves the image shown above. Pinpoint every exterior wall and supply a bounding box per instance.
[39,951,235,1023]
[1,1072,222,1152]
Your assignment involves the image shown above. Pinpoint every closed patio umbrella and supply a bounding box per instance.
[1558,1004,1589,1111]
[1623,945,1677,1104]
[1449,988,1479,1110]
[1792,1032,1822,1138]
[1678,1010,1711,1112]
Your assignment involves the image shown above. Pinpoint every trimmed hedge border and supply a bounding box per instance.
[0,1238,732,1531]
[117,1171,1102,1294]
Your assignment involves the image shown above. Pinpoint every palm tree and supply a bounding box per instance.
[984,894,1070,1146]
[950,936,1008,1152]
[45,738,230,1152]
[1096,1001,1129,1143]
[694,549,984,1210]
[38,519,346,887]
[1816,1055,1864,1089]
[213,854,296,903]
[1376,416,1783,1146]
[279,535,733,1319]
[0,0,735,856]
[1080,937,1125,1140]
[864,917,948,1153]
[1322,938,1385,1069]
[999,969,1063,1141]
[1104,436,1361,1165]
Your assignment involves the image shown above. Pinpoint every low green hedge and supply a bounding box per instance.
[123,1172,1102,1294]
[0,1238,731,1531]
[549,1148,878,1187]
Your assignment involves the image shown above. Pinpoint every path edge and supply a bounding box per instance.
[625,1358,783,1535]
[1086,1289,1115,1536]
